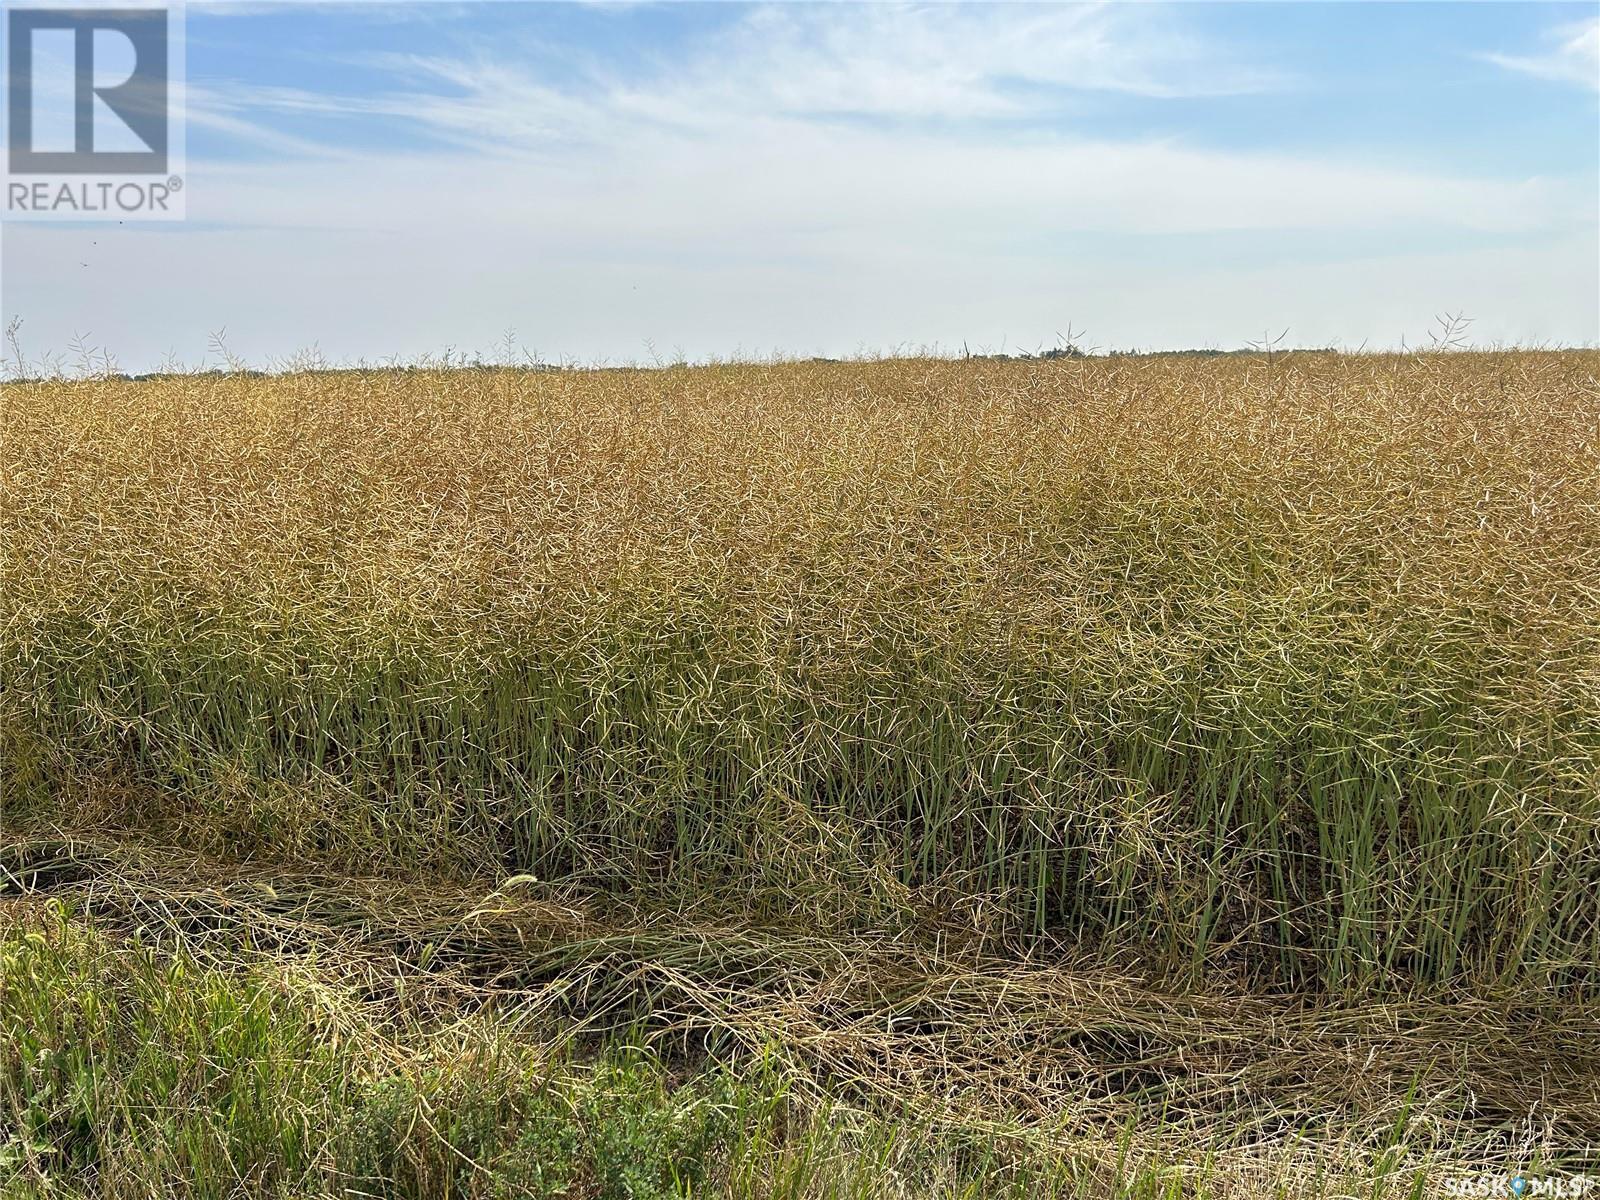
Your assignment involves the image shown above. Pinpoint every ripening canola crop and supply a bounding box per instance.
[5,351,1598,993]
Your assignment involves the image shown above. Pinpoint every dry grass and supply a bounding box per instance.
[4,832,1595,1196]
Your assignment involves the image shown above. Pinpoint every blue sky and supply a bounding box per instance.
[3,0,1596,369]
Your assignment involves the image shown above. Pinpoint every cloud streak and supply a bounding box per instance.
[180,4,1582,246]
[1481,16,1599,93]
[197,1,1290,158]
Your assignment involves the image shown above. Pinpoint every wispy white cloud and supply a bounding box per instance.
[1481,15,1599,92]
[197,2,1288,156]
[674,3,1290,117]
[181,85,353,157]
[183,2,1582,243]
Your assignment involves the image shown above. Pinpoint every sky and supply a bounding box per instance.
[1,0,1597,371]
